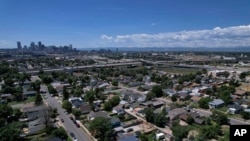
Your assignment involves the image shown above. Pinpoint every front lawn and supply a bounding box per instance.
[8,96,36,106]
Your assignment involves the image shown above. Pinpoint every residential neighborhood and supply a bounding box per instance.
[1,50,250,141]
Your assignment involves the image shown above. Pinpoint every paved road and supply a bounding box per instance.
[193,108,250,125]
[44,93,91,141]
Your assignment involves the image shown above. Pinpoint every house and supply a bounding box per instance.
[23,91,37,97]
[178,93,189,100]
[244,109,250,113]
[128,82,144,87]
[110,117,121,128]
[112,105,125,115]
[179,112,204,125]
[162,89,176,97]
[209,99,224,109]
[141,100,165,109]
[87,111,109,120]
[98,82,109,89]
[79,103,91,114]
[167,108,186,120]
[69,97,83,108]
[0,93,14,101]
[228,104,243,114]
[190,96,201,103]
[233,89,247,98]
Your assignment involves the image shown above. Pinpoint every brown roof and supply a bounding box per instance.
[234,89,246,96]
[179,114,188,121]
[191,96,201,102]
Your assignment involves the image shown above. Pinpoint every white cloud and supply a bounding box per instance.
[100,34,113,40]
[100,24,250,47]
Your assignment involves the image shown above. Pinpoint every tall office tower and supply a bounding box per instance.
[69,44,73,50]
[30,42,35,50]
[17,41,22,50]
[38,41,42,50]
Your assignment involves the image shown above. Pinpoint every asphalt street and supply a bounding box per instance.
[44,93,91,141]
[193,108,250,125]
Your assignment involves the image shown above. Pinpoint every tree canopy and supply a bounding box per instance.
[89,117,112,141]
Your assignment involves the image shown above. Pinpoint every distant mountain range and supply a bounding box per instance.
[79,47,250,52]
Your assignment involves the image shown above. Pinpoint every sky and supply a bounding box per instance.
[1,0,250,48]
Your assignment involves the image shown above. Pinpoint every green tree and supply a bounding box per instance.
[104,101,112,111]
[171,121,192,141]
[186,115,194,125]
[85,90,95,104]
[31,80,41,93]
[211,110,228,125]
[41,75,53,84]
[73,87,82,97]
[63,86,69,100]
[35,94,43,105]
[62,100,72,113]
[89,117,112,141]
[144,108,154,123]
[146,92,155,101]
[52,127,68,139]
[140,134,149,141]
[0,122,24,141]
[151,85,163,97]
[111,80,118,86]
[171,95,178,102]
[13,108,22,119]
[199,125,221,140]
[217,90,232,105]
[241,111,250,120]
[0,104,13,119]
[72,109,82,119]
[155,110,168,127]
[110,95,120,106]
[198,97,212,109]
[47,84,57,94]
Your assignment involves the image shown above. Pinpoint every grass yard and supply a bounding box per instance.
[218,106,228,113]
[8,96,36,106]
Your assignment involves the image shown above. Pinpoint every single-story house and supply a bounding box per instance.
[23,91,37,97]
[209,99,224,109]
[79,103,92,114]
[228,104,243,114]
[233,89,247,98]
[162,89,176,97]
[69,97,83,108]
[112,105,125,115]
[110,117,121,128]
[87,111,109,120]
[167,108,186,121]
[190,96,201,103]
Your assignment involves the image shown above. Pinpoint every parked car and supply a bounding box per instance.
[69,132,75,138]
[126,128,134,133]
[75,123,80,128]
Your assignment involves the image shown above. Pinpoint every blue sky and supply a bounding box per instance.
[1,0,250,48]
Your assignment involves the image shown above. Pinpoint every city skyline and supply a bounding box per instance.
[1,0,250,48]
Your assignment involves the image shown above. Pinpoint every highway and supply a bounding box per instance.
[44,93,92,141]
[21,61,142,74]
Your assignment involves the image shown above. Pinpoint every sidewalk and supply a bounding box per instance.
[76,119,97,141]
